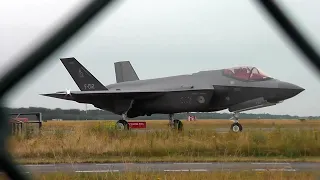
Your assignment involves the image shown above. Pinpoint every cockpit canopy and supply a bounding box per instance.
[222,66,272,81]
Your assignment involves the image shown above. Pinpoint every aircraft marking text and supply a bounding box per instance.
[84,84,95,90]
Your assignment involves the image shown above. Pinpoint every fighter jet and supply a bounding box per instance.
[41,57,304,132]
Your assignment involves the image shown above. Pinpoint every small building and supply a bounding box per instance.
[187,115,197,121]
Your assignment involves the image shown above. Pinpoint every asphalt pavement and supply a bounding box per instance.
[14,162,320,173]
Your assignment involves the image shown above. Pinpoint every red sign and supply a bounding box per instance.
[10,118,28,123]
[128,121,146,129]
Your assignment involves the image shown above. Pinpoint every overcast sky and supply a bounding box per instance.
[0,0,319,116]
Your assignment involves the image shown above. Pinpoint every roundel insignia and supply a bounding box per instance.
[197,96,205,104]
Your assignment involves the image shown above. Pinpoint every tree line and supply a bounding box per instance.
[5,107,317,121]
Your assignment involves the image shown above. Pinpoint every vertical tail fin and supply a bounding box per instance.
[60,57,107,91]
[114,61,139,83]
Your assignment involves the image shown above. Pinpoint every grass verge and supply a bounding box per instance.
[16,156,320,164]
[43,119,320,130]
[8,120,320,164]
[10,171,319,180]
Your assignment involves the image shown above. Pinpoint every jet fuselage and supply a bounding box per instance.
[92,69,303,118]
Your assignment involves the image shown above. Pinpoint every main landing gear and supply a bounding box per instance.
[115,113,184,131]
[115,100,134,130]
[230,112,243,132]
[115,114,130,130]
[168,114,183,131]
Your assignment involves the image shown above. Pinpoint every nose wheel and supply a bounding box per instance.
[230,112,243,132]
[230,122,242,132]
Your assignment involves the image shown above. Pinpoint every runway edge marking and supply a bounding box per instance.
[23,164,55,167]
[95,163,134,165]
[173,162,213,164]
[252,169,296,172]
[75,170,120,173]
[164,169,208,172]
[251,163,291,165]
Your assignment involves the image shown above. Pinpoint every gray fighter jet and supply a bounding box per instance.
[41,57,304,132]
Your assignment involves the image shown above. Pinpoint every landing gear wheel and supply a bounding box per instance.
[230,122,242,132]
[173,119,183,131]
[115,119,129,130]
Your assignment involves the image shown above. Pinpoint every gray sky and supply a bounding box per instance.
[0,0,319,116]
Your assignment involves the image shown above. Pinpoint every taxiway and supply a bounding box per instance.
[16,162,320,173]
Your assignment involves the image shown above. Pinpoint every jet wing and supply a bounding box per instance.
[41,88,213,102]
[41,90,162,101]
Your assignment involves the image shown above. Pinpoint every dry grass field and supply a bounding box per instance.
[41,118,320,130]
[7,119,320,164]
[10,171,317,180]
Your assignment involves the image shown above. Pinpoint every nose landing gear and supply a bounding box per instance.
[230,112,243,132]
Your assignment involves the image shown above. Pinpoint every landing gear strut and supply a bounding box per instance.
[168,114,183,131]
[115,100,135,130]
[230,112,243,132]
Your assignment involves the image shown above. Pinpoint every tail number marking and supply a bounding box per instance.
[84,84,95,90]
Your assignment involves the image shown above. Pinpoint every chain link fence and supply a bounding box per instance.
[0,1,319,179]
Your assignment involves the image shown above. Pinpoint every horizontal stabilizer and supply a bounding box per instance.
[42,91,75,101]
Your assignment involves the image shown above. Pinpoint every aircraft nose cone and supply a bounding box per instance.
[278,81,305,99]
[279,82,305,92]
